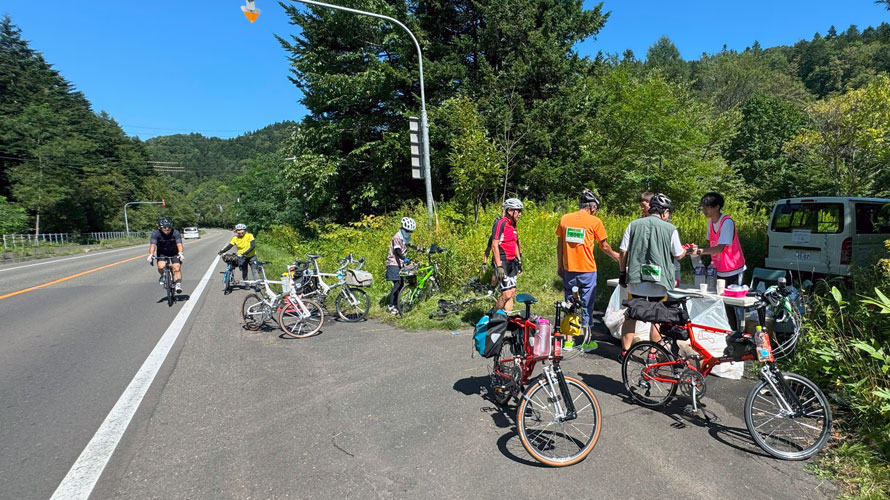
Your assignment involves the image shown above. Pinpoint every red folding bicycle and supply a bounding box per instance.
[490,289,602,466]
[621,279,832,460]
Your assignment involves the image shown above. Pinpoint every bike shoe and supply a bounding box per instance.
[175,283,183,293]
[159,277,165,286]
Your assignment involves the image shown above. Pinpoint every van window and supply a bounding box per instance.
[855,203,890,234]
[771,202,844,234]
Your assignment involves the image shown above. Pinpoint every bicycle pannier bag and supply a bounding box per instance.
[622,298,688,325]
[346,269,374,287]
[474,308,508,358]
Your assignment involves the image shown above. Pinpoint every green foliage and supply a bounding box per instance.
[0,195,28,233]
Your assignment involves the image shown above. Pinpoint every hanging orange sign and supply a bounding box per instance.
[241,0,260,22]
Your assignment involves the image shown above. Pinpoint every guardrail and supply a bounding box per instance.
[2,232,149,250]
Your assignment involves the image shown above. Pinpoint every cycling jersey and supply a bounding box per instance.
[229,233,256,258]
[493,217,519,261]
[150,229,182,256]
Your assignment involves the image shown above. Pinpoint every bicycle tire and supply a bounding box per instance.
[517,375,601,467]
[491,339,519,405]
[165,270,175,306]
[397,285,417,315]
[744,371,832,460]
[241,293,265,331]
[278,297,325,338]
[224,268,234,294]
[335,287,370,322]
[621,341,678,407]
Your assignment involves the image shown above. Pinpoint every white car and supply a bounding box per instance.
[765,197,890,276]
[183,227,200,240]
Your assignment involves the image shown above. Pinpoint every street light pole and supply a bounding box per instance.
[290,0,434,220]
[124,201,165,236]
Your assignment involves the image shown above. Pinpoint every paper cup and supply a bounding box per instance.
[699,283,708,294]
[716,279,726,295]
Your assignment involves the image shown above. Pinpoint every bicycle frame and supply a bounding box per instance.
[243,264,288,316]
[305,254,364,301]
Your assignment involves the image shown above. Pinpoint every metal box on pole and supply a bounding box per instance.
[409,116,424,180]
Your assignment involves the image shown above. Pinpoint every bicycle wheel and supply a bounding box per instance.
[490,338,519,405]
[224,269,234,294]
[241,293,265,331]
[621,341,678,407]
[278,298,325,338]
[397,285,417,314]
[517,375,601,467]
[165,270,175,306]
[744,371,832,460]
[335,287,370,322]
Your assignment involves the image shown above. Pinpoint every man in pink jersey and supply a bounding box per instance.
[492,198,524,312]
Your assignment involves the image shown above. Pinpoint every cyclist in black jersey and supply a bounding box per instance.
[147,217,184,293]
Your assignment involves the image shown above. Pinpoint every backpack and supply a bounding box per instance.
[474,308,508,358]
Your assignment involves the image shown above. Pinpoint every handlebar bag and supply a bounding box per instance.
[346,269,374,287]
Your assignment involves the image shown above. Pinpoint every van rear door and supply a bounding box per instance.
[766,200,846,275]
[853,201,890,266]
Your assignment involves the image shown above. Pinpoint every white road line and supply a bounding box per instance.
[50,255,220,500]
[0,246,142,273]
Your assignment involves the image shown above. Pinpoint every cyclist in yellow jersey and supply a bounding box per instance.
[218,223,259,284]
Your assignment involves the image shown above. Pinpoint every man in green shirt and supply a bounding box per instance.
[617,194,688,362]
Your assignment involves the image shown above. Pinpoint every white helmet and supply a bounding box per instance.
[400,217,416,232]
[234,223,247,231]
[503,198,524,211]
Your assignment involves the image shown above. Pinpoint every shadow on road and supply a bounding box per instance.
[156,293,190,305]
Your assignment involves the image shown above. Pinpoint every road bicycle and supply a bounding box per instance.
[300,253,371,322]
[242,261,324,338]
[221,253,238,294]
[397,244,445,315]
[621,278,831,460]
[150,255,178,307]
[429,276,497,319]
[490,289,602,466]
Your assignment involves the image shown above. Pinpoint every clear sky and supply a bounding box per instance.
[3,1,888,140]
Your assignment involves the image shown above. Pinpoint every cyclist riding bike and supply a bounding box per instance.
[492,198,524,313]
[147,217,184,293]
[218,223,259,286]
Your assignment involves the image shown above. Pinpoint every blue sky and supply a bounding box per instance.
[3,1,888,140]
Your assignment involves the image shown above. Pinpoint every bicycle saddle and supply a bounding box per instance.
[307,254,321,259]
[515,293,538,304]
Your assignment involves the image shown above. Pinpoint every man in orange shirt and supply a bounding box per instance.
[556,189,619,342]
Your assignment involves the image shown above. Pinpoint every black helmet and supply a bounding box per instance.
[648,193,673,214]
[579,189,601,209]
[158,217,173,229]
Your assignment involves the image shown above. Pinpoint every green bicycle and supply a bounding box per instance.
[397,244,445,315]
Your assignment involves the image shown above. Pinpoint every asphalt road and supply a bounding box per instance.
[0,233,838,499]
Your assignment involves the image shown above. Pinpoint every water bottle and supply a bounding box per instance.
[281,273,291,293]
[691,255,705,288]
[706,263,717,292]
[755,326,774,362]
[534,318,551,357]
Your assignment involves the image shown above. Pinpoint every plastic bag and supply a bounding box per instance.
[671,291,743,380]
[604,286,651,340]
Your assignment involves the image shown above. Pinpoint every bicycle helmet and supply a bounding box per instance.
[648,193,673,214]
[503,198,524,211]
[579,189,601,209]
[561,313,582,338]
[400,217,416,232]
[234,223,247,231]
[158,217,173,229]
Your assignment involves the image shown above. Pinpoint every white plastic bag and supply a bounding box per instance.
[604,286,651,340]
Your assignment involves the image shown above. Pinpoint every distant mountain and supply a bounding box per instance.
[144,121,297,180]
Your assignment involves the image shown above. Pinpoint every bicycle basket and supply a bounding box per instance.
[399,263,418,277]
[346,269,373,287]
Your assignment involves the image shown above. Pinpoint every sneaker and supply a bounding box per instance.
[387,306,398,315]
[646,351,658,366]
[175,283,182,293]
[159,276,165,286]
[581,341,598,353]
[617,350,628,363]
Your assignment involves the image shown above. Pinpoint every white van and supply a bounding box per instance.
[765,197,890,276]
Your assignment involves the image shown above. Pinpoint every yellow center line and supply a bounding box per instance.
[0,253,147,301]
